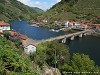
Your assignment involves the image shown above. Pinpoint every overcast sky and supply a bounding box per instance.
[17,0,61,10]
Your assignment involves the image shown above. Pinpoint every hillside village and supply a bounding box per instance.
[32,18,100,32]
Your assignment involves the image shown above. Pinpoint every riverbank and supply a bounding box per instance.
[87,29,100,37]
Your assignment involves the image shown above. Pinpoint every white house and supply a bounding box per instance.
[73,22,83,29]
[65,21,69,27]
[65,21,75,28]
[22,38,38,55]
[0,21,10,30]
[74,22,81,26]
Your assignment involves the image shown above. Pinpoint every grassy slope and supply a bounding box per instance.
[43,2,76,22]
[73,0,100,16]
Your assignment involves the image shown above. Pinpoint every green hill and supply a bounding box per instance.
[33,7,44,13]
[0,0,44,21]
[41,0,100,23]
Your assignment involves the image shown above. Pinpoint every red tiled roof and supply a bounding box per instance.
[82,24,90,29]
[18,34,28,40]
[0,21,10,26]
[9,31,28,40]
[22,38,38,47]
[69,22,75,26]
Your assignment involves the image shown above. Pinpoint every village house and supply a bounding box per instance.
[0,21,10,30]
[73,22,83,29]
[9,31,28,40]
[18,34,28,40]
[69,22,75,28]
[22,38,38,55]
[65,21,69,27]
[64,21,75,28]
[90,24,100,29]
[81,24,90,30]
[64,21,90,30]
[65,21,74,28]
[73,22,90,30]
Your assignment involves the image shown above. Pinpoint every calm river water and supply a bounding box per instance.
[11,21,100,66]
[11,20,68,40]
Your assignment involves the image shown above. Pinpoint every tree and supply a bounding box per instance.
[93,18,100,24]
[3,31,10,40]
[46,41,70,66]
[33,41,70,68]
[0,49,39,75]
[0,35,40,75]
[13,37,21,48]
[59,53,100,75]
[70,53,100,74]
[61,0,70,2]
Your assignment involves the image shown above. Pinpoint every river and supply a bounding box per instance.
[11,20,69,40]
[11,21,100,66]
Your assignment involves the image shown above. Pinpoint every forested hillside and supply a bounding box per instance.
[0,0,43,21]
[41,0,100,23]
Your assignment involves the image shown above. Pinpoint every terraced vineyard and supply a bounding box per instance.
[41,0,100,23]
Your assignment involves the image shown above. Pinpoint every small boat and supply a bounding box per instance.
[49,29,55,31]
[54,30,60,32]
[31,24,39,27]
[49,29,60,32]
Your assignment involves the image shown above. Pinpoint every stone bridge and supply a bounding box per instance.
[36,30,89,44]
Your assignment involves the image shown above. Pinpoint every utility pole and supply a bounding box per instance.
[55,49,57,75]
[44,48,46,65]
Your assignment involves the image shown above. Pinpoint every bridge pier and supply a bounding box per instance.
[79,34,83,37]
[84,33,87,36]
[62,38,66,43]
[70,36,74,40]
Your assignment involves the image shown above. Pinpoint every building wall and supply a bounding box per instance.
[24,45,36,55]
[65,22,69,27]
[0,26,10,30]
[74,23,79,26]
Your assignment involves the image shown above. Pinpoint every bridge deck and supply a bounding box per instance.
[36,30,88,44]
